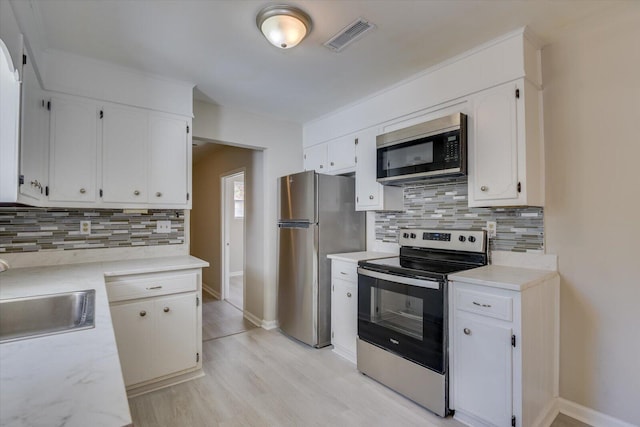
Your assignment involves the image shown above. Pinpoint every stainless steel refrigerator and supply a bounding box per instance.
[277,170,365,348]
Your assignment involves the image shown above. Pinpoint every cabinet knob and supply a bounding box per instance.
[480,186,488,192]
[156,192,162,197]
[139,310,147,317]
[163,307,170,313]
[347,292,352,298]
[319,165,323,169]
[369,195,374,200]
[134,190,140,196]
[79,188,86,194]
[330,162,334,166]
[463,328,471,335]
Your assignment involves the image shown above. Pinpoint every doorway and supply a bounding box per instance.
[221,170,245,311]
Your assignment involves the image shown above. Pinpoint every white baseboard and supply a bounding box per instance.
[202,283,220,299]
[243,310,262,327]
[229,271,243,277]
[534,398,560,427]
[559,398,636,427]
[261,319,279,330]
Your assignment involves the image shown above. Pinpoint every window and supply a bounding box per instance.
[234,181,244,218]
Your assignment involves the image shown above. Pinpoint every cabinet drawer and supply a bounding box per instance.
[331,260,357,282]
[456,288,513,321]
[107,271,198,302]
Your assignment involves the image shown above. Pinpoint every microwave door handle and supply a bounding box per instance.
[357,268,440,290]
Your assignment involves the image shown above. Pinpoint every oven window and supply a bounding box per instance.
[371,288,424,340]
[381,140,434,173]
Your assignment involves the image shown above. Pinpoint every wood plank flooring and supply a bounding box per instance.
[202,292,256,342]
[129,328,591,427]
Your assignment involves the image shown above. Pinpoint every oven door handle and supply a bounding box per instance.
[357,268,441,290]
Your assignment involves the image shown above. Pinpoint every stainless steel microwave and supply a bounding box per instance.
[376,112,467,184]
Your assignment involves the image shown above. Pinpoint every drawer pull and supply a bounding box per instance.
[390,338,399,345]
[472,301,492,308]
[340,272,348,275]
[147,285,163,290]
[464,328,471,335]
[163,307,170,313]
[139,310,147,317]
[347,292,352,298]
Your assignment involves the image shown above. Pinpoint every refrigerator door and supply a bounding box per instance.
[278,171,317,223]
[277,222,318,346]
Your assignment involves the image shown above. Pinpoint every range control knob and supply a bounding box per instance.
[410,233,417,239]
[468,236,476,243]
[458,235,466,242]
[402,232,409,239]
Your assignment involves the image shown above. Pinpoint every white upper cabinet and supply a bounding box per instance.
[149,113,189,206]
[48,96,99,203]
[355,127,403,211]
[468,78,544,207]
[303,143,327,173]
[327,135,356,174]
[18,54,49,203]
[102,105,148,204]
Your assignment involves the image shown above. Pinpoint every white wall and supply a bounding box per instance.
[192,101,302,323]
[226,174,244,274]
[542,5,640,425]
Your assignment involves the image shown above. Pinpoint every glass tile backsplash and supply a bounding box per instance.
[0,208,184,253]
[375,177,544,252]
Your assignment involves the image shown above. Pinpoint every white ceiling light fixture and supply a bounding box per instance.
[256,4,312,49]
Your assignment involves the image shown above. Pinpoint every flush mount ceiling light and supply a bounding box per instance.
[256,4,312,49]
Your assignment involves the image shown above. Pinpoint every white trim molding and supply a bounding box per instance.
[558,398,637,427]
[261,320,279,331]
[202,283,220,300]
[243,311,262,328]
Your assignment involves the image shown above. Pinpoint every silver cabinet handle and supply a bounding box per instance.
[163,307,170,313]
[463,328,471,335]
[390,338,399,345]
[156,192,162,197]
[139,310,147,317]
[472,301,492,308]
[134,190,140,196]
[79,188,86,194]
[369,195,374,200]
[146,285,162,290]
[347,292,352,298]
[481,186,488,192]
[340,271,348,275]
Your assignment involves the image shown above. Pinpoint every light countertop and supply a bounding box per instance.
[327,251,397,264]
[449,264,558,292]
[0,255,208,427]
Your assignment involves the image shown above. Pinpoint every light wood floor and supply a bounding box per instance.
[202,292,256,342]
[129,328,590,427]
[226,274,243,310]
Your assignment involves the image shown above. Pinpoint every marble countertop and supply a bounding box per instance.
[449,264,558,292]
[0,255,208,427]
[327,251,397,264]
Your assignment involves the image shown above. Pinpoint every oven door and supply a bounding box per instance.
[357,268,446,373]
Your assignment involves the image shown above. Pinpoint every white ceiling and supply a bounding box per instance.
[30,0,617,123]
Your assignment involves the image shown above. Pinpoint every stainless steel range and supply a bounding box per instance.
[357,228,487,417]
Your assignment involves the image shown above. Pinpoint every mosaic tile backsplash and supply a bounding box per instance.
[375,177,544,253]
[0,208,184,253]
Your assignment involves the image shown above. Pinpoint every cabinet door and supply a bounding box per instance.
[19,55,49,203]
[354,127,402,211]
[102,105,148,203]
[469,82,519,204]
[149,114,188,205]
[48,97,98,203]
[327,135,356,173]
[331,278,357,360]
[303,143,327,172]
[110,300,154,386]
[153,293,198,379]
[454,314,513,427]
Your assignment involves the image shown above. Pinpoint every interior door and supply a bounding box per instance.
[276,223,317,346]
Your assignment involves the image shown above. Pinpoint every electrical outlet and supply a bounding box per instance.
[486,221,497,238]
[80,220,91,235]
[156,220,171,233]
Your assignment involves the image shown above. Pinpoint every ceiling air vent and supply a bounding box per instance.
[324,18,375,52]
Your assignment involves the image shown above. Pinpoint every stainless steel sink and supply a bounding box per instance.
[0,289,95,343]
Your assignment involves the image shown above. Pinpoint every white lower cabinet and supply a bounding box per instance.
[450,275,559,427]
[107,269,202,392]
[330,260,358,363]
